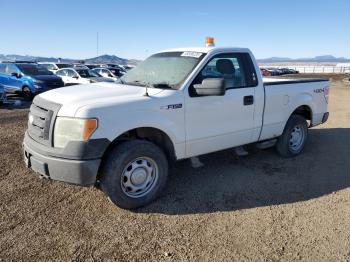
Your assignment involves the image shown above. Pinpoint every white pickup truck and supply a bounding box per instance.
[23,45,330,209]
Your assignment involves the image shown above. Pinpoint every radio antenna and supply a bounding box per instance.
[144,82,150,97]
[144,73,150,97]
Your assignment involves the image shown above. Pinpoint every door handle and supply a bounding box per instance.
[243,95,254,105]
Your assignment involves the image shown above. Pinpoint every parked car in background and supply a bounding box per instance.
[0,83,5,105]
[279,68,299,74]
[38,62,73,73]
[93,67,125,79]
[100,64,127,73]
[0,62,64,99]
[287,68,299,74]
[92,68,118,81]
[55,68,114,86]
[260,68,272,76]
[85,64,101,69]
[120,64,136,71]
[263,68,282,76]
[72,64,90,70]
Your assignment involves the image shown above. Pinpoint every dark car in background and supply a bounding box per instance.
[260,68,272,76]
[0,83,5,105]
[85,64,101,69]
[0,62,64,100]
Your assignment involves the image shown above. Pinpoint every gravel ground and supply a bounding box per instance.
[1,75,350,261]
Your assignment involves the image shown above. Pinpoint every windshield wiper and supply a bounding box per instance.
[124,80,147,86]
[151,83,174,89]
[117,78,125,84]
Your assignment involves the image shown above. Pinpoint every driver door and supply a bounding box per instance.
[184,53,258,157]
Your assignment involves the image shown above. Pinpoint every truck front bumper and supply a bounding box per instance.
[22,133,110,186]
[23,142,100,186]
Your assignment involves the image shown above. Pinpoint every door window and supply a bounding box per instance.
[6,65,20,75]
[67,69,77,78]
[0,65,6,74]
[190,53,258,96]
[43,64,56,70]
[56,69,67,76]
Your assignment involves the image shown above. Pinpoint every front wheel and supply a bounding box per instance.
[276,115,308,157]
[99,140,169,209]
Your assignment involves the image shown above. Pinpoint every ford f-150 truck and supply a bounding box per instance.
[23,42,330,209]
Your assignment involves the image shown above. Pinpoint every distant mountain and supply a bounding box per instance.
[257,55,350,63]
[0,54,141,65]
[84,54,129,64]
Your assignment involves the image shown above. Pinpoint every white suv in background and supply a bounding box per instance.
[39,62,73,73]
[92,68,118,81]
[55,68,114,86]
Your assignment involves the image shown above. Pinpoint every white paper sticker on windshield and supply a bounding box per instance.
[181,52,203,58]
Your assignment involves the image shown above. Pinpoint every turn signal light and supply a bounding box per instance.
[83,119,98,140]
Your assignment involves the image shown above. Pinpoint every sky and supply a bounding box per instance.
[1,0,349,60]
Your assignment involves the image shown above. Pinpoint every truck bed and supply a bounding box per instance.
[259,77,330,141]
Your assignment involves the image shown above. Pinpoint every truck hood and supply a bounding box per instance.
[39,82,164,116]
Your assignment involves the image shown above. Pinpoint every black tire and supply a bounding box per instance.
[99,139,169,209]
[22,86,33,101]
[276,115,308,157]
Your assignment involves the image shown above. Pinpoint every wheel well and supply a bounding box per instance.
[292,105,312,121]
[102,127,176,162]
[22,85,30,92]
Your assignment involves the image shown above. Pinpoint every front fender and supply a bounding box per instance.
[79,104,186,159]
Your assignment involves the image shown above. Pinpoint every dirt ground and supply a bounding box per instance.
[1,74,350,261]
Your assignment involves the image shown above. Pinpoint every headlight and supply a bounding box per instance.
[53,117,98,148]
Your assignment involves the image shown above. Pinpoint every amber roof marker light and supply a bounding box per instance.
[205,37,215,47]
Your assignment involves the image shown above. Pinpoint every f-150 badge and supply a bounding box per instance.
[161,104,183,110]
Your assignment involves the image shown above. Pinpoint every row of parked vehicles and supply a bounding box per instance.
[260,67,299,76]
[0,61,134,101]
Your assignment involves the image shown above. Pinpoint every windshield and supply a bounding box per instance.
[17,64,53,76]
[57,64,73,69]
[76,69,101,78]
[120,52,205,89]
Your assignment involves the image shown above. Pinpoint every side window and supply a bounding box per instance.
[44,64,56,70]
[0,64,6,74]
[189,53,258,96]
[56,70,66,76]
[6,65,20,75]
[67,70,76,77]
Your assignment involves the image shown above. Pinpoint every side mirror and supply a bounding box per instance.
[11,72,21,78]
[72,75,79,79]
[193,78,225,96]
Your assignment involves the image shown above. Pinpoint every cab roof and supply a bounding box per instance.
[158,46,251,54]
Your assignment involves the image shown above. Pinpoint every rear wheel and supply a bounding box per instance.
[100,140,169,209]
[22,86,33,101]
[276,115,308,157]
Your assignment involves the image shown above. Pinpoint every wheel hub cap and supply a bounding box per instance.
[130,168,147,185]
[121,157,159,198]
[289,125,304,151]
